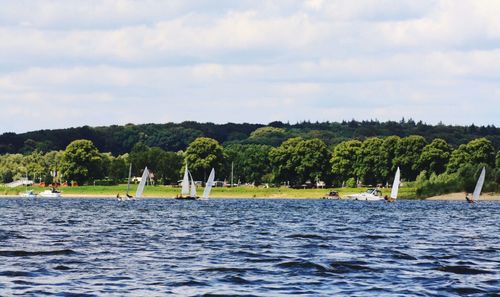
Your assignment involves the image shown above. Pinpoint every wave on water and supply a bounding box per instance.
[436,265,493,275]
[285,233,326,240]
[0,249,77,257]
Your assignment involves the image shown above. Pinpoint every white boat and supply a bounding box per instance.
[19,189,37,198]
[201,168,215,200]
[470,167,485,203]
[386,167,400,202]
[347,188,384,201]
[19,171,37,198]
[39,189,61,198]
[176,165,198,200]
[135,166,149,199]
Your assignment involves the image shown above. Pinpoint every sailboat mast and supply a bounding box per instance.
[126,163,132,195]
[231,161,234,188]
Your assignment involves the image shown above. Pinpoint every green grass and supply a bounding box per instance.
[1,184,417,199]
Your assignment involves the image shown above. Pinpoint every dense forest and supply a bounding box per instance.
[1,119,499,155]
[1,119,499,198]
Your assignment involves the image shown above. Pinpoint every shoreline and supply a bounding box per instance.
[425,192,500,201]
[1,192,499,200]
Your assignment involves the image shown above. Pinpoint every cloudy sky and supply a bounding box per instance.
[1,0,499,133]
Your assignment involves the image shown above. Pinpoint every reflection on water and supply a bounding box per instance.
[0,198,498,296]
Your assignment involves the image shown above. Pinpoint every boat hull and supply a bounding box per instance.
[39,191,61,198]
[20,193,37,198]
[175,196,198,200]
[346,195,384,201]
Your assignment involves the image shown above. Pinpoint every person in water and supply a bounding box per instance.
[465,193,474,203]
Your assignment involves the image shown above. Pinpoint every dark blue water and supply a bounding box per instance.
[0,198,498,296]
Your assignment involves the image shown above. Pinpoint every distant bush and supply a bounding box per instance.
[416,164,495,198]
[93,179,119,186]
[345,177,356,188]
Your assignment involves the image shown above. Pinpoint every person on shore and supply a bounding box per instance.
[465,193,474,203]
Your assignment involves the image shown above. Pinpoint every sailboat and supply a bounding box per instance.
[468,167,485,203]
[200,168,215,200]
[176,164,198,200]
[19,171,37,198]
[135,166,149,199]
[386,167,400,203]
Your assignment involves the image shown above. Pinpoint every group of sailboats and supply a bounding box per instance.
[118,164,215,201]
[176,165,215,200]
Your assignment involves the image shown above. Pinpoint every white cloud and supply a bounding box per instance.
[0,0,499,132]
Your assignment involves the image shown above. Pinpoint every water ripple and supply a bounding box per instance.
[0,198,498,296]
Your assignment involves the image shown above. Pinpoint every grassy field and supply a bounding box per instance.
[1,184,417,199]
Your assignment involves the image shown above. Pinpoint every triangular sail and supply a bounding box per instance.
[189,171,197,197]
[126,163,132,195]
[135,167,149,198]
[181,165,190,196]
[202,168,215,199]
[472,167,486,201]
[390,167,401,199]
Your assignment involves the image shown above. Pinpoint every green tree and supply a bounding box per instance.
[417,138,452,176]
[295,138,331,185]
[269,137,330,185]
[357,137,386,185]
[224,144,272,185]
[330,140,362,185]
[269,137,303,184]
[129,142,150,176]
[185,137,224,180]
[496,150,500,168]
[61,140,102,185]
[447,138,495,173]
[148,148,183,185]
[381,136,400,181]
[249,127,287,146]
[109,155,128,182]
[393,135,427,180]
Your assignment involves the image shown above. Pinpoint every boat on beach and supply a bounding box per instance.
[322,191,341,199]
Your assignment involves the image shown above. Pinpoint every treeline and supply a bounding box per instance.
[1,119,499,155]
[1,134,499,197]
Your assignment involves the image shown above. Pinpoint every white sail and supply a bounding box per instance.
[189,171,197,197]
[472,167,486,201]
[181,165,190,196]
[135,167,149,198]
[390,167,401,199]
[202,168,215,199]
[126,163,132,196]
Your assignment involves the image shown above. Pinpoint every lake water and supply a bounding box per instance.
[0,198,498,296]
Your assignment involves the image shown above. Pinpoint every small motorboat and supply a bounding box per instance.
[39,188,61,198]
[322,191,341,199]
[19,190,37,198]
[346,188,384,201]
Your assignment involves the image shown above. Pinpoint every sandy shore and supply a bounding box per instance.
[426,192,500,201]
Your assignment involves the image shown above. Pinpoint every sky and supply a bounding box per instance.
[1,0,499,133]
